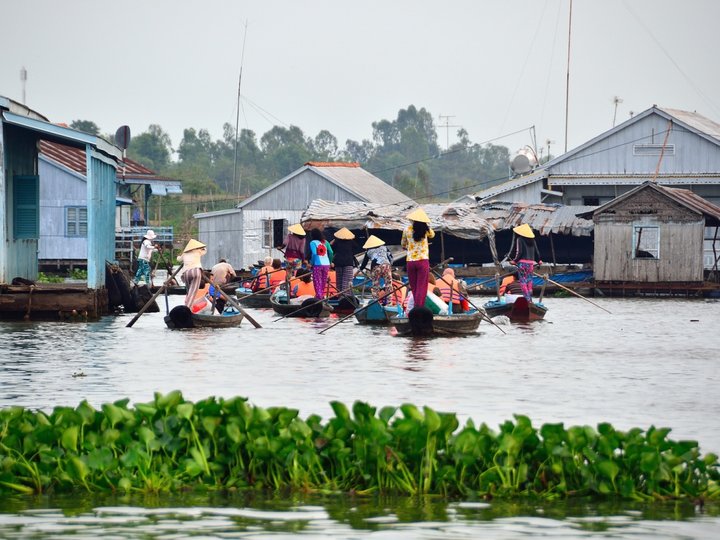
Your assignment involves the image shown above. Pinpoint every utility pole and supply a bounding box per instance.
[564,0,573,153]
[438,114,460,149]
[20,66,27,104]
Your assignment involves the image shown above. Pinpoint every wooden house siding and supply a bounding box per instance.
[1,124,39,281]
[592,187,706,282]
[38,157,87,260]
[241,169,364,212]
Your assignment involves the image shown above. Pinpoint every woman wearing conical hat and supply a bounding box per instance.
[401,207,435,310]
[278,223,307,278]
[177,238,207,307]
[330,227,358,293]
[359,235,394,303]
[506,223,542,301]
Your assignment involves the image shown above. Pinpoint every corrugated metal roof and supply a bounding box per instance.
[466,169,547,201]
[309,163,408,203]
[39,140,170,180]
[301,199,595,238]
[660,107,720,141]
[578,181,720,226]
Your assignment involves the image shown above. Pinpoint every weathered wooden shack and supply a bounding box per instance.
[580,181,720,291]
[1,96,122,319]
[194,162,407,270]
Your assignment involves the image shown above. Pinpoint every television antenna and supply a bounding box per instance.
[438,114,460,149]
[612,96,623,127]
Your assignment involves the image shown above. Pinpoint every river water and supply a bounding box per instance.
[0,293,719,538]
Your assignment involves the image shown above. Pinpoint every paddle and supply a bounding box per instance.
[431,268,506,334]
[272,275,372,322]
[207,277,263,328]
[534,272,611,314]
[318,258,452,335]
[238,267,288,300]
[126,264,183,328]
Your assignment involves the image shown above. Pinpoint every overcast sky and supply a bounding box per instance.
[2,0,719,162]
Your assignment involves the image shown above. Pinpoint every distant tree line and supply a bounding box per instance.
[70,105,515,235]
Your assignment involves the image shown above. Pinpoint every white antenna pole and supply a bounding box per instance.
[233,21,249,201]
[563,0,573,153]
[20,66,27,104]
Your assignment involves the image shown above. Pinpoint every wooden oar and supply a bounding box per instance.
[272,275,371,322]
[431,268,506,334]
[237,267,289,300]
[534,272,611,314]
[207,278,263,328]
[126,264,183,328]
[318,258,452,335]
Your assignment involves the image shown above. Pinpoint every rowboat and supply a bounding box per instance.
[354,301,402,324]
[391,309,482,337]
[483,296,548,321]
[327,294,361,316]
[270,292,332,318]
[235,287,272,308]
[164,305,244,329]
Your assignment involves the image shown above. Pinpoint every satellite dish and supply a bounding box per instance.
[115,125,131,150]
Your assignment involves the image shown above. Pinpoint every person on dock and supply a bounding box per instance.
[308,228,332,299]
[506,223,543,301]
[177,239,207,307]
[278,224,307,278]
[401,208,435,310]
[133,230,159,286]
[359,235,394,304]
[331,227,358,293]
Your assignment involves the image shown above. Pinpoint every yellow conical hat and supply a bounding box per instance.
[513,223,535,239]
[183,239,206,252]
[407,207,431,223]
[363,235,385,249]
[333,227,355,240]
[288,223,306,236]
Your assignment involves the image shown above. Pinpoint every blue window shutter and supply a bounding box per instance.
[14,175,39,239]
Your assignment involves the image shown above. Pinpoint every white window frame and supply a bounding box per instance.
[262,218,273,248]
[632,224,660,259]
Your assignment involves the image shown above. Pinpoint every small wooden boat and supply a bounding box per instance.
[164,305,244,329]
[483,296,548,321]
[270,292,332,318]
[392,309,482,337]
[354,301,402,324]
[327,294,361,316]
[235,287,272,308]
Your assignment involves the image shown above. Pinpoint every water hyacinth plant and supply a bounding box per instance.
[0,392,718,500]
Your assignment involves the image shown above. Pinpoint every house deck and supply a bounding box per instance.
[0,283,107,321]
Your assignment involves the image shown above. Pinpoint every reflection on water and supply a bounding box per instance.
[1,296,720,537]
[0,493,717,539]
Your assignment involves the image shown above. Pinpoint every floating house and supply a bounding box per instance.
[194,162,408,269]
[1,96,122,319]
[38,140,182,271]
[465,106,720,268]
[579,181,720,294]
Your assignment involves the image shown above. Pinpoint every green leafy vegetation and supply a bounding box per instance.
[36,272,64,283]
[1,393,717,500]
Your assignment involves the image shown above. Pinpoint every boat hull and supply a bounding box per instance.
[392,311,482,336]
[270,296,332,318]
[236,290,272,308]
[190,311,244,328]
[483,297,547,321]
[354,301,401,324]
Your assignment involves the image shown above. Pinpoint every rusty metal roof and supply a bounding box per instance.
[302,199,596,239]
[39,140,172,180]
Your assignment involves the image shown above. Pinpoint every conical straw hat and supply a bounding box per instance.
[407,207,431,223]
[363,235,385,249]
[333,227,355,240]
[183,238,206,252]
[288,223,306,236]
[512,223,535,239]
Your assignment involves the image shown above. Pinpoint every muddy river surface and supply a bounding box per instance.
[0,294,718,538]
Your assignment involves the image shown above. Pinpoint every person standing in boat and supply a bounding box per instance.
[177,239,207,307]
[507,223,543,301]
[331,227,358,293]
[308,228,332,299]
[278,224,307,278]
[209,258,236,313]
[358,235,394,304]
[401,208,435,310]
[133,229,159,286]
